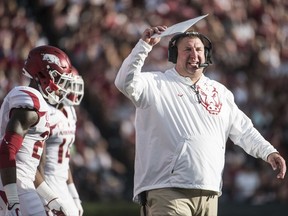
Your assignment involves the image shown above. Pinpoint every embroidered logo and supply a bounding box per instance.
[197,84,222,115]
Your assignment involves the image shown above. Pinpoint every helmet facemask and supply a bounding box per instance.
[62,74,84,106]
[41,69,73,105]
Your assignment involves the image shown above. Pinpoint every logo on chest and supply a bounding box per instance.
[197,85,222,115]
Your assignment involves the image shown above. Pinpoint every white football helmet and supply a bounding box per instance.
[62,66,84,106]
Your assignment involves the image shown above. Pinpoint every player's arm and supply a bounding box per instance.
[0,108,38,215]
[34,168,69,215]
[0,108,38,184]
[37,142,46,177]
[34,142,69,215]
[0,108,38,185]
[67,168,83,216]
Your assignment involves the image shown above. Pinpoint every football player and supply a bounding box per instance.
[40,66,84,216]
[0,45,73,216]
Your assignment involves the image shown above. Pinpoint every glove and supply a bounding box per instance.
[68,183,83,216]
[36,182,69,216]
[3,184,22,216]
[6,202,22,216]
[45,198,68,216]
[73,198,83,216]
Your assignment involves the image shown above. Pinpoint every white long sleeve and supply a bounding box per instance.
[114,39,278,203]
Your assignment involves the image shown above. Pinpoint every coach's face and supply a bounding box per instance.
[175,36,205,82]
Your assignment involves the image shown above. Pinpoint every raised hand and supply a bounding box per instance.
[141,26,167,46]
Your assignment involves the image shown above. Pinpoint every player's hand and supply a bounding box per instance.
[45,198,68,216]
[73,198,84,216]
[6,202,22,216]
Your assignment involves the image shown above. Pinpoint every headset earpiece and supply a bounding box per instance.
[168,34,182,64]
[168,42,178,64]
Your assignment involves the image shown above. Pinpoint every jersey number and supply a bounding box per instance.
[58,138,73,163]
[32,131,49,159]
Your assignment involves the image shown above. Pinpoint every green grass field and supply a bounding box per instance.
[82,201,288,216]
[82,201,140,216]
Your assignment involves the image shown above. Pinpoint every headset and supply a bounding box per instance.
[168,31,213,66]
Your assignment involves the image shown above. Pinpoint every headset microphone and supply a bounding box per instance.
[198,63,209,68]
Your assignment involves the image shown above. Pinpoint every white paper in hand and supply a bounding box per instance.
[151,14,209,38]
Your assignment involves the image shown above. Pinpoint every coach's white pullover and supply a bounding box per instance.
[115,39,277,203]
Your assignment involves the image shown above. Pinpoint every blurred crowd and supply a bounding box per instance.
[0,0,288,205]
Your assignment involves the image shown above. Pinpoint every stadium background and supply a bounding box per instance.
[0,0,287,215]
